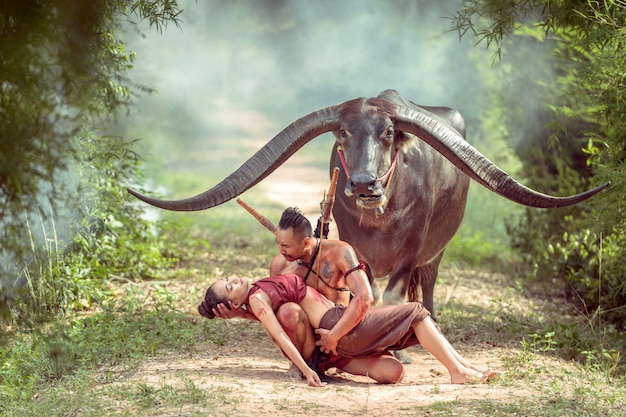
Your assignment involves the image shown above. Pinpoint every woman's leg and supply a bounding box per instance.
[413,316,493,384]
[339,352,405,384]
[276,302,316,378]
[440,337,483,372]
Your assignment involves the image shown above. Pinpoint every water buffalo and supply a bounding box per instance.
[128,89,608,319]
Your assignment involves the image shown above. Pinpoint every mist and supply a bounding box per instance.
[128,2,468,112]
[118,0,556,243]
[122,1,477,174]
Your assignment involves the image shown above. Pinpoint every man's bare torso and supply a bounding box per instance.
[273,241,352,306]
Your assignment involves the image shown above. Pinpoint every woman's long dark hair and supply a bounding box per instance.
[197,282,228,319]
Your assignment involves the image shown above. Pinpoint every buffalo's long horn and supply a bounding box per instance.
[127,107,342,211]
[392,105,609,208]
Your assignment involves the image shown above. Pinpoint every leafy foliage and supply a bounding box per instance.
[0,0,186,338]
[0,0,182,261]
[452,0,626,327]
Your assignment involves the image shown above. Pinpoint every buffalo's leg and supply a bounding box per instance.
[382,265,414,364]
[412,251,443,322]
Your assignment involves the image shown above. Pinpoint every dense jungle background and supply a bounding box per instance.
[1,1,625,416]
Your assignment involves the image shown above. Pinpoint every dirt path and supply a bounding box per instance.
[256,157,339,239]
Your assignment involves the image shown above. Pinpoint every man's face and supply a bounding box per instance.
[275,227,307,262]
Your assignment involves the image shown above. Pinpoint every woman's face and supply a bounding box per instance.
[213,276,250,307]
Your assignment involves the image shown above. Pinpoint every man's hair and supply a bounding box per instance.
[197,282,228,320]
[278,207,312,239]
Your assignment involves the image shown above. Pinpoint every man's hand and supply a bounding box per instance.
[212,301,246,319]
[315,328,339,356]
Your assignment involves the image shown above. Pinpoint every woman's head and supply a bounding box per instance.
[198,276,250,319]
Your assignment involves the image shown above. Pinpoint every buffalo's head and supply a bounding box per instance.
[333,98,400,211]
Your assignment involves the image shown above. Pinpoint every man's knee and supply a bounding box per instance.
[377,360,405,384]
[367,355,405,384]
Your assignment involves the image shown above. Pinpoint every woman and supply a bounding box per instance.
[198,273,495,387]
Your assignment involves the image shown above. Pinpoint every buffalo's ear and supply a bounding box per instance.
[394,130,414,146]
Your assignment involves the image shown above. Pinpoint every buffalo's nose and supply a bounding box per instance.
[349,171,383,196]
[350,179,377,196]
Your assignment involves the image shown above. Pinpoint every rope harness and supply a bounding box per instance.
[337,146,399,225]
[336,147,399,186]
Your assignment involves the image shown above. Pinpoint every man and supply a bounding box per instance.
[214,207,404,383]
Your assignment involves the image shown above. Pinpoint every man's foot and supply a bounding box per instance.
[284,363,303,379]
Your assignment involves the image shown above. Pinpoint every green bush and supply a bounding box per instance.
[446,231,511,270]
[547,226,626,325]
[1,134,181,328]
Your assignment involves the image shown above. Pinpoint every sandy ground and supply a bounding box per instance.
[127,335,511,417]
[107,266,534,416]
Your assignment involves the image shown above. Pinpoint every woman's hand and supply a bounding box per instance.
[304,369,326,387]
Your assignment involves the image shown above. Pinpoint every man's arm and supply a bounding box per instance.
[269,254,285,276]
[315,244,373,355]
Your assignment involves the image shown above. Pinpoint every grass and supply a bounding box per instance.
[407,364,625,416]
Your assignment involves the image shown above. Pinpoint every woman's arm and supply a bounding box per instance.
[248,292,325,387]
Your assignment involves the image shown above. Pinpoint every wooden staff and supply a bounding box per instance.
[236,198,276,233]
[316,167,340,277]
[321,167,340,224]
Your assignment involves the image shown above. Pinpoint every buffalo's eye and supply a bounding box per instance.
[385,128,394,140]
[340,129,348,138]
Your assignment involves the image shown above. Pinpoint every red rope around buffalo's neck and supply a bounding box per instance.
[337,147,398,184]
[337,147,399,227]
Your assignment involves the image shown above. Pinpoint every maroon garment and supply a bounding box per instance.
[319,303,432,359]
[244,274,431,366]
[245,274,307,312]
[322,353,351,372]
